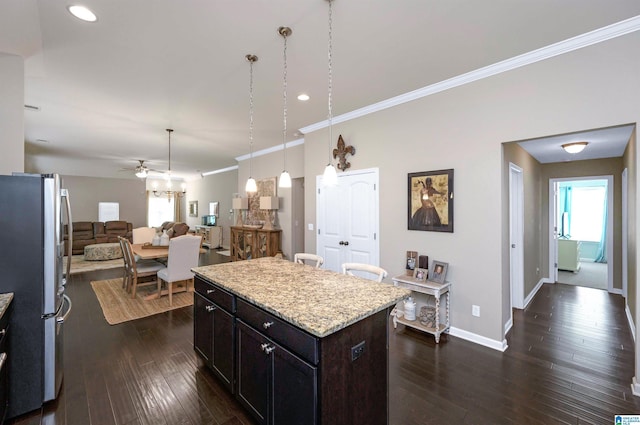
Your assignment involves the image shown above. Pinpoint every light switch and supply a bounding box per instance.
[308,223,314,231]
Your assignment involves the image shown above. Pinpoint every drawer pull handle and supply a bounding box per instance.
[205,305,216,312]
[206,289,215,294]
[260,343,275,355]
[262,321,274,329]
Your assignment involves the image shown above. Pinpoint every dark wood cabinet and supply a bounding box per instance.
[194,271,391,425]
[193,277,235,392]
[236,320,317,425]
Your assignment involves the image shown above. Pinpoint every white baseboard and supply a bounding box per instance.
[448,327,508,352]
[523,278,547,308]
[504,317,513,336]
[632,377,640,397]
[626,303,636,342]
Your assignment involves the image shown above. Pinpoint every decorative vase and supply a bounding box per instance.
[152,232,161,246]
[160,230,170,246]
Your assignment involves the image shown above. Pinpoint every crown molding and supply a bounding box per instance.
[299,15,640,135]
[235,138,305,162]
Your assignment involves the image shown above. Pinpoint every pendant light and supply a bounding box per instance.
[322,0,338,186]
[278,26,292,189]
[245,54,258,194]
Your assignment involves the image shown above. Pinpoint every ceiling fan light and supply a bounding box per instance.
[135,170,147,178]
[562,141,588,154]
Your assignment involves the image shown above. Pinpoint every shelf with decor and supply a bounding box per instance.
[391,274,451,343]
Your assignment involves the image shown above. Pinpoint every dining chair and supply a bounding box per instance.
[342,262,388,283]
[132,227,157,244]
[118,236,132,290]
[156,235,202,306]
[120,237,165,298]
[294,253,324,269]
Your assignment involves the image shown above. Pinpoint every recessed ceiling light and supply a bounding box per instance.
[67,5,98,22]
[297,94,310,101]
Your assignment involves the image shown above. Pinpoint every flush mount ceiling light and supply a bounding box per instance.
[561,141,588,154]
[278,26,292,189]
[297,94,310,101]
[67,5,98,22]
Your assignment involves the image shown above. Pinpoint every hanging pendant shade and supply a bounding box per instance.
[245,54,258,194]
[323,0,337,186]
[278,26,293,189]
[245,177,257,193]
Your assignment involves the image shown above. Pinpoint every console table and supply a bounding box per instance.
[230,226,281,261]
[194,225,222,249]
[391,274,451,343]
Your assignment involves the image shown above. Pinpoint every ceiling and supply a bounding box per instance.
[2,1,639,181]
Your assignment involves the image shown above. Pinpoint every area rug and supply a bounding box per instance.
[90,278,193,325]
[64,255,124,275]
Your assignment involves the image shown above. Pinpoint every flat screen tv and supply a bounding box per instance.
[202,215,216,226]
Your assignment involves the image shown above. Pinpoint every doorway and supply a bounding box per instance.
[316,168,380,273]
[548,176,613,291]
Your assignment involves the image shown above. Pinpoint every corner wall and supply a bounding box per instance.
[304,32,640,343]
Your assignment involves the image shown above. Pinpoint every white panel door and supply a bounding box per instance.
[317,169,379,273]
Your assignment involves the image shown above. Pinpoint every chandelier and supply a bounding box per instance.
[153,128,186,200]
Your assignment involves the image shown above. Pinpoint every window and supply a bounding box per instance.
[569,186,606,242]
[147,194,174,227]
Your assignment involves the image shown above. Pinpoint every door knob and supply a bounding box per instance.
[343,241,349,246]
[339,241,344,245]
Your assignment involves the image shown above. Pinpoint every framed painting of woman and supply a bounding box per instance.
[407,169,454,232]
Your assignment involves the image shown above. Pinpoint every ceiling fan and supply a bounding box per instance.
[119,160,164,178]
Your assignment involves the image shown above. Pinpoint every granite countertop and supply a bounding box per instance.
[0,293,13,319]
[193,257,410,338]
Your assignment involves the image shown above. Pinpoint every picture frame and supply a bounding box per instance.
[413,268,428,281]
[188,200,198,217]
[428,260,448,284]
[408,169,454,232]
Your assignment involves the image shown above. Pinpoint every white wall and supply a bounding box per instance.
[0,53,24,175]
[185,169,238,248]
[237,143,304,259]
[303,32,640,345]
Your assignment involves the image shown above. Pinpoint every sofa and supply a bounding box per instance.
[64,221,133,255]
[157,221,190,238]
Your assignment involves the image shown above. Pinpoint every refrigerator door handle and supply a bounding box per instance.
[61,188,73,280]
[56,295,72,324]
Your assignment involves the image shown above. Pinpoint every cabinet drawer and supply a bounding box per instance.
[195,277,235,313]
[237,299,318,365]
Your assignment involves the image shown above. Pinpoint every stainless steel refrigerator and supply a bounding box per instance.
[0,173,72,419]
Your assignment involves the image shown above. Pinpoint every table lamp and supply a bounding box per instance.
[232,197,248,226]
[259,196,279,230]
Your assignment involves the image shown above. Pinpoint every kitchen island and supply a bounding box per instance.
[192,257,410,425]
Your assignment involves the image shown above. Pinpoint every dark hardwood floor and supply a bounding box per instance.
[9,251,640,424]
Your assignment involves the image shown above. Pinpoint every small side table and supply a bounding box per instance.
[391,274,451,343]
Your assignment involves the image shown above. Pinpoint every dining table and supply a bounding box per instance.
[131,242,205,300]
[131,243,206,260]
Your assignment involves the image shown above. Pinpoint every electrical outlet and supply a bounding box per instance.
[472,305,480,317]
[351,341,365,361]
